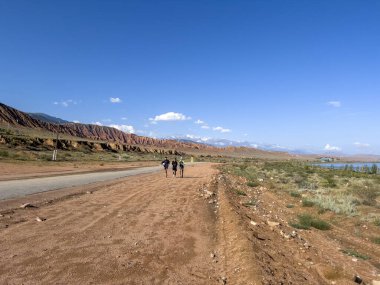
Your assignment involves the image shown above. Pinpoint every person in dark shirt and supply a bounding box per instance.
[162,157,170,178]
[179,157,185,178]
[172,158,178,177]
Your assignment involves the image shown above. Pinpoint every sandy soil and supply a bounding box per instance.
[1,163,379,285]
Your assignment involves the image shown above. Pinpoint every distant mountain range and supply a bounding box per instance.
[0,102,293,159]
[28,113,70,124]
[169,135,314,155]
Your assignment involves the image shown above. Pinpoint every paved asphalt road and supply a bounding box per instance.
[0,166,162,200]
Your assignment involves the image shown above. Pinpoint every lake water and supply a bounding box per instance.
[315,162,380,170]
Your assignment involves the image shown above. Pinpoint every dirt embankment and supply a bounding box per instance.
[1,163,379,284]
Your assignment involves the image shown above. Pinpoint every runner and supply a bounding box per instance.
[161,157,170,178]
[179,157,185,178]
[172,158,178,177]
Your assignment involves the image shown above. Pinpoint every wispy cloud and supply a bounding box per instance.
[121,117,128,121]
[53,99,78,107]
[110,97,122,103]
[324,144,341,151]
[195,119,205,125]
[73,120,80,123]
[109,124,135,133]
[327,101,341,108]
[354,142,370,148]
[201,125,210,129]
[93,121,103,126]
[150,112,191,122]
[213,126,231,133]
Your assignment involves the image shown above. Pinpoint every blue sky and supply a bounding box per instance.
[0,0,379,154]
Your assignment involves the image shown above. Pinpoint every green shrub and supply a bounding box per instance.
[322,176,337,188]
[341,249,370,260]
[290,191,301,198]
[243,199,257,207]
[291,214,331,231]
[235,189,247,196]
[302,199,315,207]
[247,181,259,187]
[0,150,9,157]
[372,237,380,245]
[310,219,331,230]
[286,204,295,208]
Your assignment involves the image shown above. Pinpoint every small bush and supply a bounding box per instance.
[235,189,247,196]
[310,219,331,230]
[243,199,257,207]
[286,204,295,208]
[372,237,380,244]
[0,150,9,157]
[322,176,337,188]
[290,191,301,198]
[341,249,370,260]
[374,219,380,227]
[291,214,331,231]
[302,199,315,207]
[290,222,310,230]
[247,181,259,187]
[312,194,357,216]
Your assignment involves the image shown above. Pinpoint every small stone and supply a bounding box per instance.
[250,221,257,226]
[36,217,46,222]
[352,258,358,262]
[86,191,93,194]
[20,203,35,209]
[267,221,280,227]
[354,275,363,284]
[221,276,227,284]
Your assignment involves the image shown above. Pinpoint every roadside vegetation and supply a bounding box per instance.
[221,160,380,230]
[226,161,379,211]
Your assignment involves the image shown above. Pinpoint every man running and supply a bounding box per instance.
[162,157,170,178]
[172,158,178,177]
[179,157,185,178]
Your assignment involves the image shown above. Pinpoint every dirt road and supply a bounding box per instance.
[0,166,161,200]
[0,163,240,285]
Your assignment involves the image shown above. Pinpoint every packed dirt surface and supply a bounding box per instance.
[1,163,379,284]
[0,160,158,181]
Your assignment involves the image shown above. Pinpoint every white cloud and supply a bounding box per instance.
[327,101,341,108]
[53,99,77,107]
[213,126,231,133]
[324,144,341,151]
[195,119,205,124]
[109,124,135,134]
[185,134,210,142]
[93,122,103,126]
[73,120,80,123]
[121,117,128,121]
[354,142,370,148]
[110,97,122,103]
[201,125,210,129]
[150,112,191,122]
